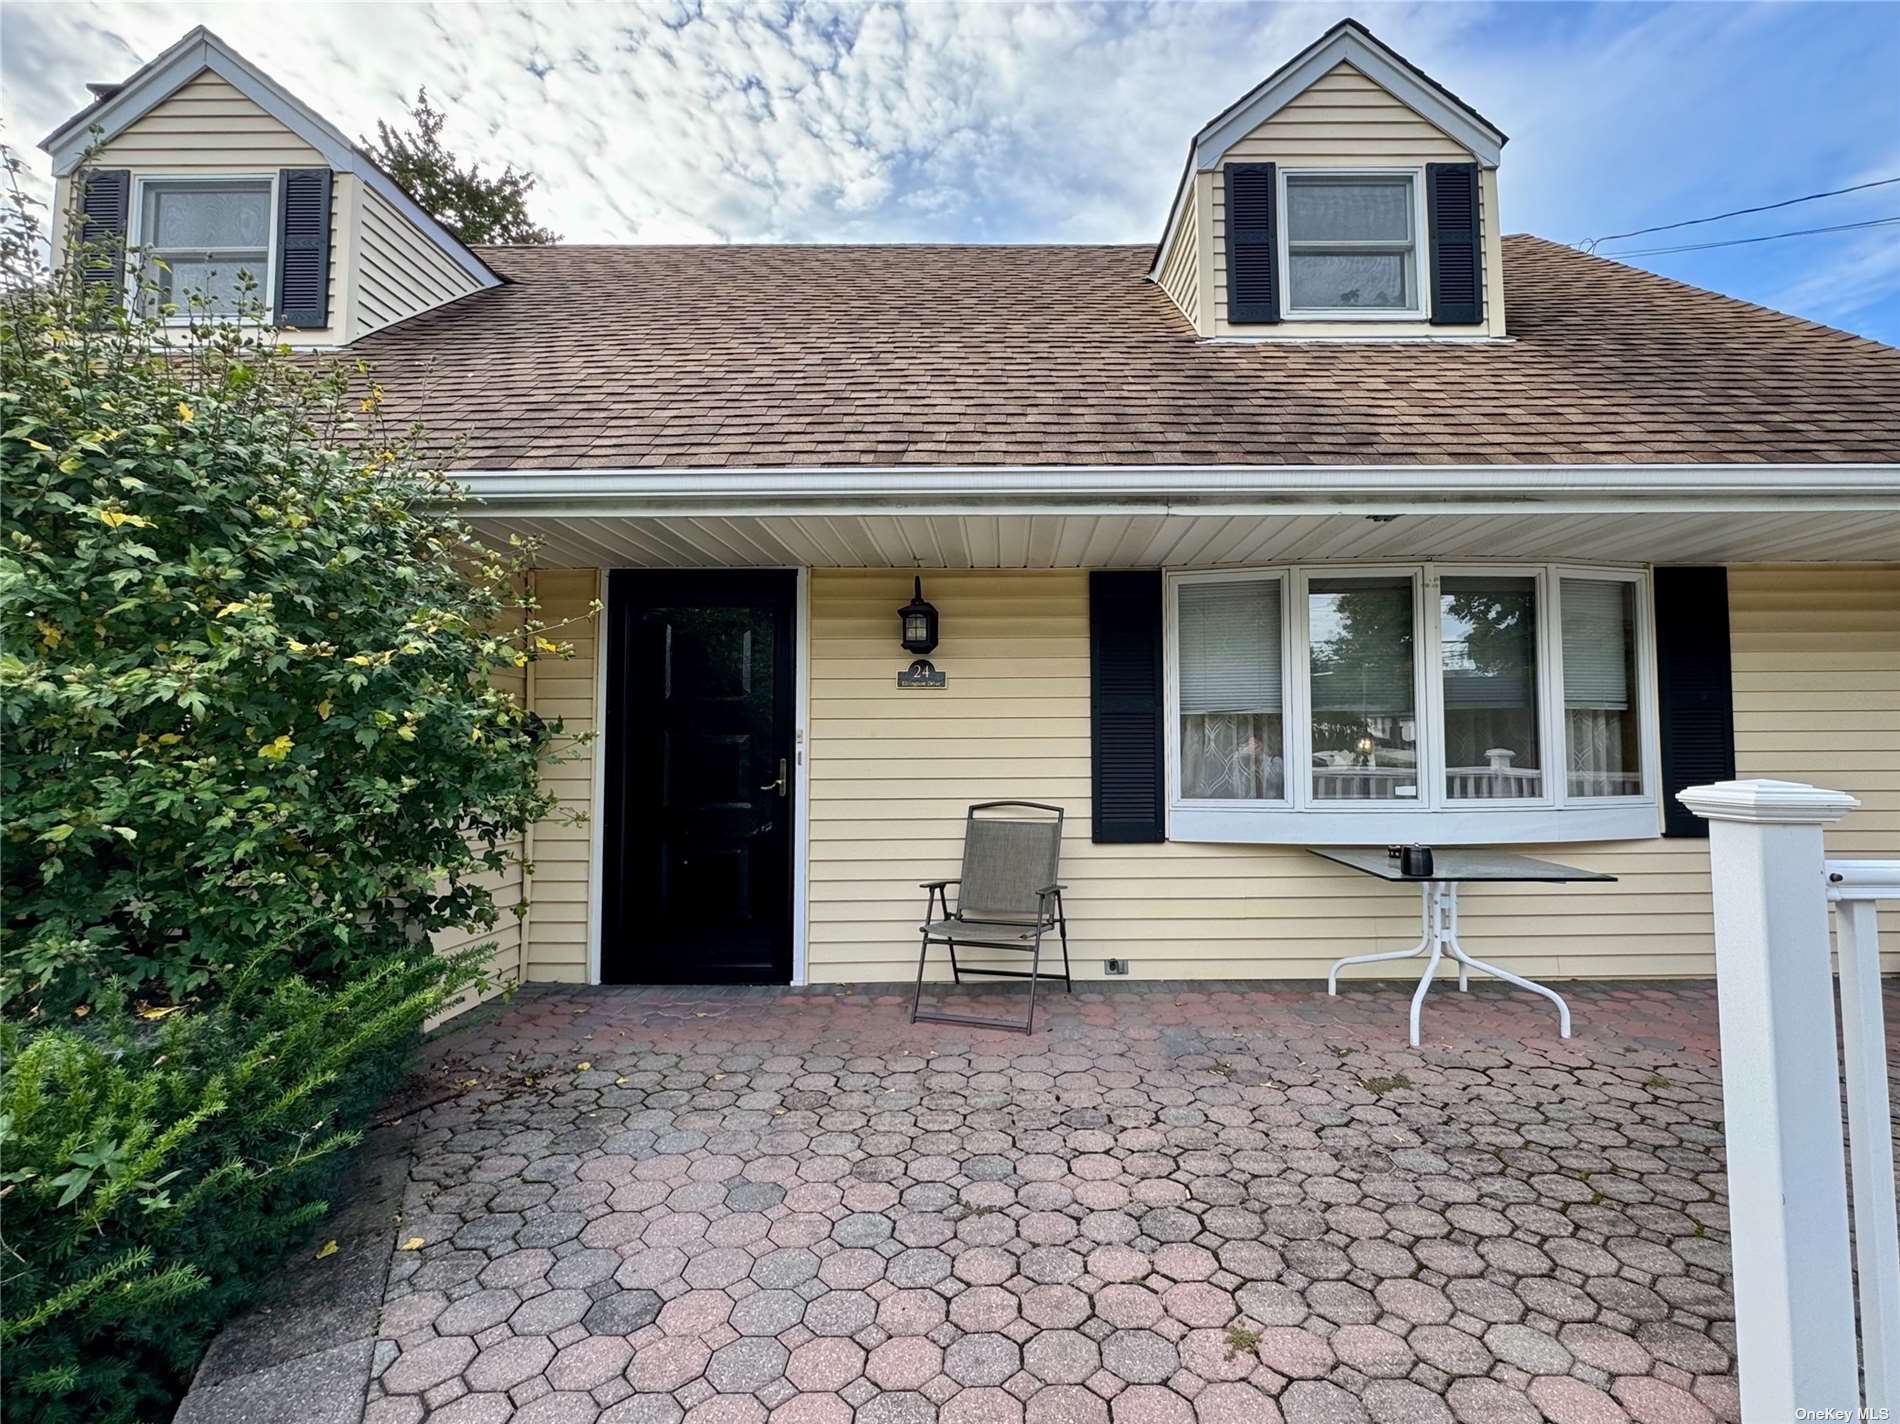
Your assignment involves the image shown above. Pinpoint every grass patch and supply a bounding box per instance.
[1223,1324,1264,1360]
[1360,1073,1413,1097]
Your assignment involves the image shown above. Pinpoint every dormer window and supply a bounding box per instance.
[133,176,273,317]
[1281,171,1423,317]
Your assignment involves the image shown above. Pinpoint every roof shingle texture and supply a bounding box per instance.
[351,235,1900,470]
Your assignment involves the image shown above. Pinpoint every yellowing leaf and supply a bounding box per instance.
[287,640,309,654]
[576,1061,591,1071]
[98,509,153,529]
[257,735,294,761]
[136,1004,184,1021]
[73,1004,91,1018]
[36,621,62,649]
[313,1239,338,1259]
[345,654,373,667]
[25,437,52,452]
[397,1236,425,1251]
[316,697,333,721]
[216,602,248,618]
[176,402,193,423]
[39,825,74,844]
[156,733,182,746]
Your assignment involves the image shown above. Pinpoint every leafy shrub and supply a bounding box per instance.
[0,153,574,1419]
[1,155,571,1017]
[0,950,477,1421]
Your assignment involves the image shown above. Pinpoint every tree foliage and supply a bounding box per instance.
[0,148,575,1419]
[363,89,558,245]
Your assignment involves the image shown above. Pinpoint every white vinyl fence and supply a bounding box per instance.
[1678,780,1899,1422]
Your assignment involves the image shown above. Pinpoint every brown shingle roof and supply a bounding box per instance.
[352,235,1900,470]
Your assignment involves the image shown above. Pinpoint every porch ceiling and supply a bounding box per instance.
[471,507,1900,569]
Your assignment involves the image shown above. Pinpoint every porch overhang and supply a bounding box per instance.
[453,463,1900,568]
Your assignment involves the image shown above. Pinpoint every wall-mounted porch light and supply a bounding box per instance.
[899,576,939,655]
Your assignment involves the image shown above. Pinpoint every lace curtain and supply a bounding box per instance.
[1181,713,1285,800]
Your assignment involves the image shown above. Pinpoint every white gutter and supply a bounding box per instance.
[451,463,1900,520]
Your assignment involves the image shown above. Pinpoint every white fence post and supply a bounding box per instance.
[1677,778,1862,1422]
[1827,862,1900,1412]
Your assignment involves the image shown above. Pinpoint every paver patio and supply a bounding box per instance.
[360,979,1765,1424]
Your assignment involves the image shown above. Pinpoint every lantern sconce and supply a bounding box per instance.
[896,577,946,688]
[898,577,939,655]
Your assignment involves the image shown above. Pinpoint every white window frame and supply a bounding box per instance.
[1165,563,1662,846]
[126,173,279,323]
[1278,167,1426,321]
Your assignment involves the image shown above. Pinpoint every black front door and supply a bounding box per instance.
[602,571,795,984]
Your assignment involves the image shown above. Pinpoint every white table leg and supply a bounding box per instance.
[1327,883,1432,994]
[1440,884,1572,1037]
[1406,887,1448,1047]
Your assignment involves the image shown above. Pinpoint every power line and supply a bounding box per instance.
[1597,214,1900,259]
[1578,175,1900,251]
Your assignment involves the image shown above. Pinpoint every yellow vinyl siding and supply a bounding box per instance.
[352,184,483,337]
[1204,62,1507,338]
[805,566,1899,984]
[55,72,346,345]
[515,564,1896,986]
[1731,564,1900,958]
[522,570,601,983]
[1157,193,1200,331]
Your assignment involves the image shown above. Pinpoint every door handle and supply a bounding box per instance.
[759,758,788,798]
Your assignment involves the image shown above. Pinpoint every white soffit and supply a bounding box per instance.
[40,26,498,290]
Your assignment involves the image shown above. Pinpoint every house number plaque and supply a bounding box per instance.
[897,658,946,689]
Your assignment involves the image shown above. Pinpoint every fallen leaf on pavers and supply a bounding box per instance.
[462,1079,479,1088]
[576,1061,592,1071]
[616,1077,629,1086]
[398,1237,425,1251]
[313,1240,338,1259]
[712,1073,727,1081]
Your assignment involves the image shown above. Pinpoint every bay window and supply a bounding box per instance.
[1169,565,1657,844]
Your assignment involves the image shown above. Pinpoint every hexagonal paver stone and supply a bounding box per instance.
[833,1212,894,1246]
[805,1290,876,1337]
[1252,1327,1333,1381]
[549,1246,621,1289]
[1026,1385,1111,1424]
[1279,1381,1370,1424]
[1099,1329,1180,1385]
[1235,1281,1307,1326]
[1444,1379,1540,1424]
[786,1337,866,1392]
[945,1332,1020,1387]
[943,1387,1025,1424]
[479,1248,557,1289]
[687,1246,756,1289]
[731,1288,809,1337]
[627,1337,713,1392]
[435,1288,519,1336]
[767,1398,851,1424]
[753,1248,821,1289]
[1483,1323,1572,1376]
[857,1393,938,1424]
[1409,1325,1493,1377]
[549,1335,635,1390]
[1526,1377,1628,1424]
[867,1336,943,1391]
[1328,1325,1413,1379]
[511,1287,592,1335]
[1362,1381,1450,1424]
[727,1181,786,1212]
[708,1336,791,1393]
[465,1334,556,1392]
[383,1336,477,1395]
[660,1289,735,1335]
[585,1288,664,1334]
[1024,1330,1100,1385]
[426,1397,517,1424]
[1611,1377,1717,1424]
[1192,1383,1285,1424]
[1109,1385,1194,1424]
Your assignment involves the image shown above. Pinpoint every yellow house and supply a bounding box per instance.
[42,21,1900,1002]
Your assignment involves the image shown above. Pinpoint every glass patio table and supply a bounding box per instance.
[1312,847,1616,1046]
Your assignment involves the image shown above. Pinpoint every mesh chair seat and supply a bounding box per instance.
[911,802,1072,1033]
[921,917,1047,946]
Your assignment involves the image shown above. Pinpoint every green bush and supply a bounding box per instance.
[0,153,575,1418]
[1,157,568,1018]
[0,950,476,1421]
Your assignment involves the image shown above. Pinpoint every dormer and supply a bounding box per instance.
[1151,19,1508,339]
[39,27,500,348]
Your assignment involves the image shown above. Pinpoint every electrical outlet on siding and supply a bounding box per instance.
[1104,959,1131,976]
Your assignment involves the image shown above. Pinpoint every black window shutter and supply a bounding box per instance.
[274,168,332,328]
[1089,571,1166,844]
[1426,162,1483,326]
[1224,163,1279,324]
[77,168,131,294]
[1655,567,1736,837]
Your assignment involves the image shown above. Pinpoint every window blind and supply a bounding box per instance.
[1179,579,1281,714]
[1562,579,1632,710]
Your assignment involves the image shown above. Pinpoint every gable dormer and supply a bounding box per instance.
[1152,19,1508,339]
[39,27,500,348]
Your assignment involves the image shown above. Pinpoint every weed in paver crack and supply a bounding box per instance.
[1645,1072,1668,1088]
[1223,1324,1263,1361]
[1208,1060,1237,1078]
[1360,1072,1412,1096]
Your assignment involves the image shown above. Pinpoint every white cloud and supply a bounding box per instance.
[4,1,1895,339]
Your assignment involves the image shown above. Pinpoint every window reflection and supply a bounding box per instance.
[1441,576,1541,799]
[1309,576,1417,800]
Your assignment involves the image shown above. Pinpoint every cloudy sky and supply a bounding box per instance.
[6,1,1898,343]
